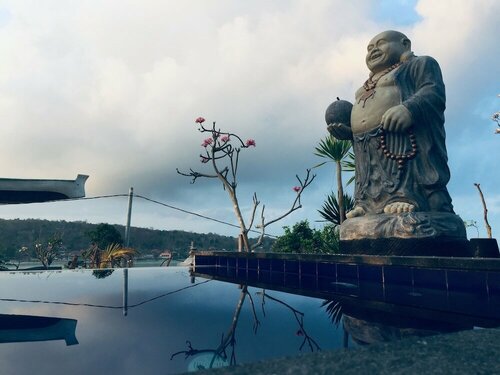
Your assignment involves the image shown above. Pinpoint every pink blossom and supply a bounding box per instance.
[195,117,205,124]
[201,138,213,147]
[200,156,209,163]
[245,139,256,147]
[220,135,230,143]
[293,186,301,193]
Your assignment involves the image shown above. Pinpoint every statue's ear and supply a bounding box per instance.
[402,38,411,51]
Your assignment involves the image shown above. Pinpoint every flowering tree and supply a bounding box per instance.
[492,111,500,134]
[177,117,315,252]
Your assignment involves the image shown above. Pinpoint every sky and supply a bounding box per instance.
[0,0,498,242]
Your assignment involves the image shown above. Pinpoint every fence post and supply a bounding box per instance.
[124,187,134,248]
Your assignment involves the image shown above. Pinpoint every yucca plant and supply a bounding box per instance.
[100,243,137,268]
[318,192,355,226]
[314,136,353,223]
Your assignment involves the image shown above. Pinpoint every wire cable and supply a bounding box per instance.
[0,193,277,238]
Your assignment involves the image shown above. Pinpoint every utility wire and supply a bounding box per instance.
[0,193,277,238]
[0,279,212,310]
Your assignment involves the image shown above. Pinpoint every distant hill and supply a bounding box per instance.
[0,218,274,260]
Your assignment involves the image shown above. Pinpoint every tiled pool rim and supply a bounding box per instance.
[194,251,500,272]
[193,251,500,325]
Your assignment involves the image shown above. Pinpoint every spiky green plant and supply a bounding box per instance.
[318,192,355,226]
[314,136,353,223]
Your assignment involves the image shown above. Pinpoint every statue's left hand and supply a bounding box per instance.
[381,105,412,133]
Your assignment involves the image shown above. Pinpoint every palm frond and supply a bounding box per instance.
[314,136,352,163]
[318,192,355,226]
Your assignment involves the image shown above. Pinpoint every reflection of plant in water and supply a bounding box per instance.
[258,290,321,352]
[171,287,320,370]
[92,269,115,279]
[171,285,259,367]
[322,299,343,327]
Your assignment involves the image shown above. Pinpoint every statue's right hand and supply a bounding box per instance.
[327,123,353,140]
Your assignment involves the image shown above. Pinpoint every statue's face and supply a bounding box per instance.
[365,31,407,73]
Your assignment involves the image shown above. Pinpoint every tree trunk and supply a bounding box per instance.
[336,160,345,224]
[474,183,492,239]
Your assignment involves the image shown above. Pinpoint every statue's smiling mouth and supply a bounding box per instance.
[370,51,383,60]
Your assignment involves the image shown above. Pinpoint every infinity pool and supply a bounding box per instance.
[0,267,345,374]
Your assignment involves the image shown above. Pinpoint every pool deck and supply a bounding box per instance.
[195,327,500,374]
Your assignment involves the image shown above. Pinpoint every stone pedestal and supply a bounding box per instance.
[339,212,471,257]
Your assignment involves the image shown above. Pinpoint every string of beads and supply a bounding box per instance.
[380,127,417,170]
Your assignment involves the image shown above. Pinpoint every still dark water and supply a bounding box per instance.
[0,267,344,374]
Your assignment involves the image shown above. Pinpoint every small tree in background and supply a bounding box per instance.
[33,235,63,269]
[272,220,338,254]
[86,223,123,249]
[177,117,315,252]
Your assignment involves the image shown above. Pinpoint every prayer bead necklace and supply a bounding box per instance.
[358,62,403,108]
[380,128,418,170]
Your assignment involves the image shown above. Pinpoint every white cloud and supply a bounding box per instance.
[0,0,498,237]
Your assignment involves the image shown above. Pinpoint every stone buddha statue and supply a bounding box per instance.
[327,30,468,256]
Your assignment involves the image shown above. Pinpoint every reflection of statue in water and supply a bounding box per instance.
[327,30,467,255]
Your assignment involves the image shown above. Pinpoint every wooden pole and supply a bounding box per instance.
[125,187,134,248]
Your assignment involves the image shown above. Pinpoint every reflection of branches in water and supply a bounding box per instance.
[322,299,343,327]
[172,286,321,371]
[171,285,260,368]
[257,290,321,352]
[0,280,211,310]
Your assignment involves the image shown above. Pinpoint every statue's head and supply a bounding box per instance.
[365,30,412,73]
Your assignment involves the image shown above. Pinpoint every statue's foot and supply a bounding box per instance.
[346,206,366,219]
[383,202,416,214]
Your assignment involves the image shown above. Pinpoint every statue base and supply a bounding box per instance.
[339,212,471,257]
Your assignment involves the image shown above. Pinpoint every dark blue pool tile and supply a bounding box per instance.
[195,255,214,266]
[318,277,337,293]
[271,259,284,273]
[384,284,417,305]
[227,257,236,268]
[333,280,359,296]
[301,275,317,289]
[259,258,271,272]
[411,288,449,310]
[448,291,490,316]
[259,270,272,283]
[284,260,299,274]
[337,264,358,282]
[301,261,317,276]
[383,266,412,286]
[358,265,382,283]
[237,257,247,270]
[359,282,384,301]
[247,269,258,281]
[446,270,488,294]
[216,256,227,268]
[227,267,237,278]
[285,274,300,288]
[487,272,500,294]
[270,271,285,286]
[318,262,335,278]
[248,258,258,270]
[216,266,228,277]
[413,268,446,289]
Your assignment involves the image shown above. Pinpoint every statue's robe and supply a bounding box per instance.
[353,55,454,214]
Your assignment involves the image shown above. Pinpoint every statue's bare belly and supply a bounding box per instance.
[351,73,401,135]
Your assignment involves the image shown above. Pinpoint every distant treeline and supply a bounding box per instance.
[0,218,274,260]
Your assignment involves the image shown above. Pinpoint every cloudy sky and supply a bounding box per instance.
[0,0,498,241]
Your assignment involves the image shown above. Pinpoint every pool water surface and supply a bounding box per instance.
[0,267,345,374]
